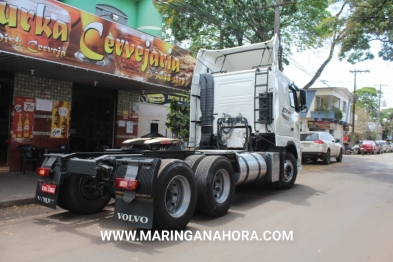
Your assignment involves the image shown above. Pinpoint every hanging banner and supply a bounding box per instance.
[12,96,35,139]
[308,121,330,129]
[50,100,70,138]
[140,93,189,105]
[0,0,196,88]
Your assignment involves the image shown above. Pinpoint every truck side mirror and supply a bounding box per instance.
[299,90,307,112]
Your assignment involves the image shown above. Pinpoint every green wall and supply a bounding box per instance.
[60,0,162,37]
[136,0,162,37]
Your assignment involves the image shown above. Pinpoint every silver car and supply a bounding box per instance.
[386,141,393,153]
[375,140,389,153]
[300,131,343,165]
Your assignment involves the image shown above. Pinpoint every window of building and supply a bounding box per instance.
[315,97,323,110]
[96,4,128,25]
[342,101,347,113]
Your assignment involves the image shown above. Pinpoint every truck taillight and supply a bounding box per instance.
[313,140,324,144]
[37,168,50,177]
[115,178,138,190]
[160,140,172,145]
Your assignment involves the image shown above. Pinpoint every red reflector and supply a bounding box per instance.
[37,168,50,177]
[41,183,56,195]
[313,140,324,144]
[160,140,172,145]
[115,178,138,190]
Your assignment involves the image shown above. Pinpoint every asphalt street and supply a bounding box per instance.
[1,153,392,262]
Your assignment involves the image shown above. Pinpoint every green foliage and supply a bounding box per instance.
[334,108,343,120]
[354,87,379,118]
[365,130,378,140]
[339,0,393,63]
[155,0,392,89]
[155,0,330,58]
[315,102,330,113]
[380,108,393,139]
[165,95,190,140]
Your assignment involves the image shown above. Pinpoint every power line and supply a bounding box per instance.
[284,52,331,86]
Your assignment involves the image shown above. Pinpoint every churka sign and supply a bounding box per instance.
[0,0,195,88]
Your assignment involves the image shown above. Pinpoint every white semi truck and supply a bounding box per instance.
[35,35,307,230]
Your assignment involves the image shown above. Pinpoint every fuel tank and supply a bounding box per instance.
[235,152,268,185]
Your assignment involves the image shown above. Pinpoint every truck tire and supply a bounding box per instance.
[56,175,72,211]
[194,156,235,217]
[275,152,297,189]
[184,155,206,171]
[64,174,111,214]
[153,159,197,230]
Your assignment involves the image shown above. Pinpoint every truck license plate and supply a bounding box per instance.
[41,183,56,195]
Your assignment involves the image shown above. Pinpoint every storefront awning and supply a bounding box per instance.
[0,51,189,93]
[0,0,196,93]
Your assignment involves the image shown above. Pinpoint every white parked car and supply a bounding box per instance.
[300,131,343,164]
[375,140,389,153]
[388,142,393,153]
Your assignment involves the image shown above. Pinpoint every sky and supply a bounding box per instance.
[284,42,393,110]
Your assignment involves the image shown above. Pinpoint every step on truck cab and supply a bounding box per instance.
[35,35,307,230]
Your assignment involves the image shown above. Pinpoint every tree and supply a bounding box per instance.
[303,0,392,88]
[380,108,393,139]
[155,0,330,63]
[165,96,190,141]
[302,1,349,89]
[354,87,379,118]
[353,106,373,140]
[156,0,392,89]
[339,0,393,63]
[353,87,393,139]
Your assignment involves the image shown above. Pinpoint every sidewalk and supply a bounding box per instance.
[0,171,37,208]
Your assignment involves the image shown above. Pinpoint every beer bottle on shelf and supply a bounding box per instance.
[54,109,59,126]
[23,112,30,138]
[16,113,23,138]
[61,117,67,136]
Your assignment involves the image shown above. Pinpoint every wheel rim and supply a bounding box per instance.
[283,160,294,182]
[79,177,101,200]
[165,175,191,218]
[212,169,231,204]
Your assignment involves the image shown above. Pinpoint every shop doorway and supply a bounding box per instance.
[70,86,117,152]
[0,74,12,169]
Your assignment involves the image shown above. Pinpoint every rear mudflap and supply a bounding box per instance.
[114,157,161,229]
[115,197,154,229]
[35,156,62,209]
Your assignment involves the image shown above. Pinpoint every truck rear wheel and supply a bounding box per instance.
[194,156,235,217]
[63,174,111,214]
[275,152,297,189]
[184,155,206,171]
[57,175,71,211]
[153,159,197,230]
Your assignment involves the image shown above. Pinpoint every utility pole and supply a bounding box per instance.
[274,0,294,70]
[274,0,281,36]
[374,84,388,139]
[273,0,295,35]
[349,70,370,141]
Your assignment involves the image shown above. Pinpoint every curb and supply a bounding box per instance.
[0,198,35,209]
